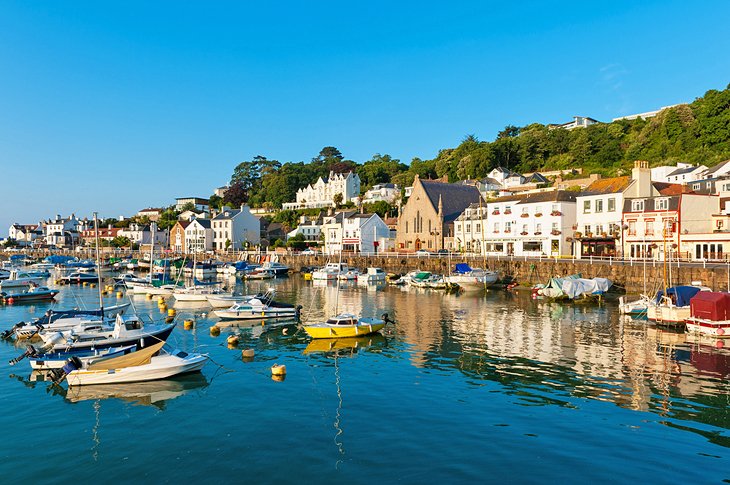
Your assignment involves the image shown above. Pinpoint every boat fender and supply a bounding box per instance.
[718,328,725,336]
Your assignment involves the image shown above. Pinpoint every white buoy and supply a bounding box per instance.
[271,363,286,376]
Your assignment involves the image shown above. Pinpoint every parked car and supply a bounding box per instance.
[416,250,432,256]
[301,248,320,255]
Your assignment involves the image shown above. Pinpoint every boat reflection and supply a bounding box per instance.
[64,373,209,409]
[303,334,387,355]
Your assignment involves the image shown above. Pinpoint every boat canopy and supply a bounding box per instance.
[561,278,612,299]
[655,286,702,307]
[44,255,76,264]
[689,291,730,321]
[454,263,473,274]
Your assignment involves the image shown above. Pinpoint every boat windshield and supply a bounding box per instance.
[327,318,357,326]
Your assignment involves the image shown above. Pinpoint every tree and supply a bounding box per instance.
[363,201,394,218]
[223,181,248,207]
[209,194,224,211]
[111,236,131,248]
[179,202,196,212]
[333,193,344,207]
[2,238,18,248]
[497,125,520,139]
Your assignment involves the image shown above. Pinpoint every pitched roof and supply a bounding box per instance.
[525,173,549,184]
[213,208,241,220]
[667,165,700,177]
[704,159,730,176]
[174,221,190,229]
[516,190,577,205]
[189,219,211,229]
[582,176,631,195]
[652,182,687,196]
[419,180,482,223]
[478,177,501,186]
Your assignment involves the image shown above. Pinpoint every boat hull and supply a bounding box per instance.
[686,318,730,338]
[66,354,208,386]
[214,308,298,320]
[303,321,385,339]
[647,305,689,325]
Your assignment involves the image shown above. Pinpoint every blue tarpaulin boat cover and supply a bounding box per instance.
[454,263,473,274]
[44,255,76,264]
[655,286,702,307]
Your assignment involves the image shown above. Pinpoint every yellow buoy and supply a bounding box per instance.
[90,283,96,288]
[116,291,123,298]
[210,326,221,337]
[146,294,153,300]
[271,374,286,382]
[82,282,88,286]
[271,363,287,376]
[227,335,239,346]
[167,308,176,317]
[183,320,194,330]
[157,296,166,304]
[241,348,255,359]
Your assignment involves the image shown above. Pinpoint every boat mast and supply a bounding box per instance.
[149,220,156,283]
[93,212,104,313]
[334,230,343,316]
[479,194,487,289]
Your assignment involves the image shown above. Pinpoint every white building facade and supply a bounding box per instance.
[360,183,400,204]
[283,171,361,210]
[211,205,261,250]
[184,219,213,253]
[323,211,391,254]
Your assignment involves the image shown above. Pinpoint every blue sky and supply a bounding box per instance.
[1,0,729,235]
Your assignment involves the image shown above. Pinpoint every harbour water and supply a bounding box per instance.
[1,277,729,483]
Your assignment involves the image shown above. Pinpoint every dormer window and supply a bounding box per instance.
[631,200,645,212]
[655,198,669,211]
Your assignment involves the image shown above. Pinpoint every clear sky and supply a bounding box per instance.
[1,0,729,235]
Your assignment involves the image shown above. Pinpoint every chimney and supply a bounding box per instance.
[632,161,652,197]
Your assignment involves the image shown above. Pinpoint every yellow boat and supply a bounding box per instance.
[302,313,389,339]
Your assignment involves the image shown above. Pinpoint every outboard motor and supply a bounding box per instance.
[295,305,303,320]
[50,356,83,385]
[1,321,30,340]
[9,344,38,366]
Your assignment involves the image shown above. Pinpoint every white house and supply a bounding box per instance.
[175,197,210,213]
[283,171,361,210]
[211,205,261,250]
[549,116,600,130]
[360,183,400,204]
[178,210,208,222]
[323,211,391,254]
[184,218,213,253]
[287,214,323,242]
[453,203,488,253]
[8,223,42,246]
[119,222,168,247]
[663,164,708,184]
[574,176,631,258]
[45,214,82,248]
[136,208,163,221]
[480,191,577,257]
[488,167,525,188]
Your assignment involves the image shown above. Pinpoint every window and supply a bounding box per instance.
[584,225,591,234]
[505,221,512,232]
[595,199,603,213]
[536,223,542,233]
[631,200,644,212]
[466,224,471,232]
[717,220,724,230]
[552,222,558,231]
[628,221,636,235]
[583,200,591,213]
[693,183,701,190]
[655,198,669,211]
[494,222,500,233]
[645,220,654,236]
[476,224,481,232]
[608,198,616,212]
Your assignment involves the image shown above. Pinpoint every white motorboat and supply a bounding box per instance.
[312,263,350,280]
[357,267,387,284]
[58,272,99,284]
[261,261,289,276]
[173,284,231,302]
[337,269,360,281]
[0,269,46,289]
[618,295,651,316]
[206,293,259,308]
[56,341,208,386]
[443,263,499,291]
[213,291,301,320]
[245,268,275,280]
[3,303,131,340]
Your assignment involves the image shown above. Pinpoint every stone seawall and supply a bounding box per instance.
[274,255,730,294]
[4,250,728,294]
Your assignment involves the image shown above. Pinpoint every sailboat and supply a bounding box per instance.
[303,249,393,339]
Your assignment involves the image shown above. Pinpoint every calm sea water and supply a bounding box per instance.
[1,274,729,484]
